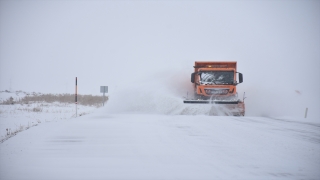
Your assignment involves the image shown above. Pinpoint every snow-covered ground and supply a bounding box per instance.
[0,91,99,142]
[1,103,320,179]
[0,103,97,141]
[1,89,319,180]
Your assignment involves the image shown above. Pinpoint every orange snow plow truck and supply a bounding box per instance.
[184,61,245,116]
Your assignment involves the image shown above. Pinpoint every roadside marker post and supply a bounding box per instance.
[305,108,308,118]
[75,77,78,117]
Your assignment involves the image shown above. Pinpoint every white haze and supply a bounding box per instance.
[104,68,320,120]
[0,1,319,119]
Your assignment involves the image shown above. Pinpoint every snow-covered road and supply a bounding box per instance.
[1,109,319,180]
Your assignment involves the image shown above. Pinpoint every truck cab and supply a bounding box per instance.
[191,62,243,100]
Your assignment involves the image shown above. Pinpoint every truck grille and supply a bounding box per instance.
[204,88,229,95]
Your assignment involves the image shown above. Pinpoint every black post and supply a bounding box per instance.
[75,77,77,117]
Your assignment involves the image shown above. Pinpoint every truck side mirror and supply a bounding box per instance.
[191,73,195,83]
[239,73,243,83]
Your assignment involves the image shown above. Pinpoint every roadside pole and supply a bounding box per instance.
[100,86,108,106]
[103,92,105,106]
[75,77,77,117]
[305,108,308,118]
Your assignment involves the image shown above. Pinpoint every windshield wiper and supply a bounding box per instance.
[210,80,217,84]
[207,81,233,85]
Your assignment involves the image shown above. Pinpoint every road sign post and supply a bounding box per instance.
[100,86,108,106]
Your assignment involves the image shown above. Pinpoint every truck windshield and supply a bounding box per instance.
[200,71,234,85]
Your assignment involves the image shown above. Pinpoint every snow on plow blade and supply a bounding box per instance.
[183,100,239,104]
[183,99,245,116]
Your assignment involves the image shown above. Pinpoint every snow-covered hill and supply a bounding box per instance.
[0,90,29,102]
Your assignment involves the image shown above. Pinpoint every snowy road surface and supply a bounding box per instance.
[1,110,319,180]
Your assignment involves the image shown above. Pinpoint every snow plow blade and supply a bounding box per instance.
[183,99,245,116]
[183,100,239,104]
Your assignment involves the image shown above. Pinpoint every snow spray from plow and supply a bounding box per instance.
[105,90,239,115]
[102,67,319,119]
[103,69,241,116]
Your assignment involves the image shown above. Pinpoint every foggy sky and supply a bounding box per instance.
[0,0,319,118]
